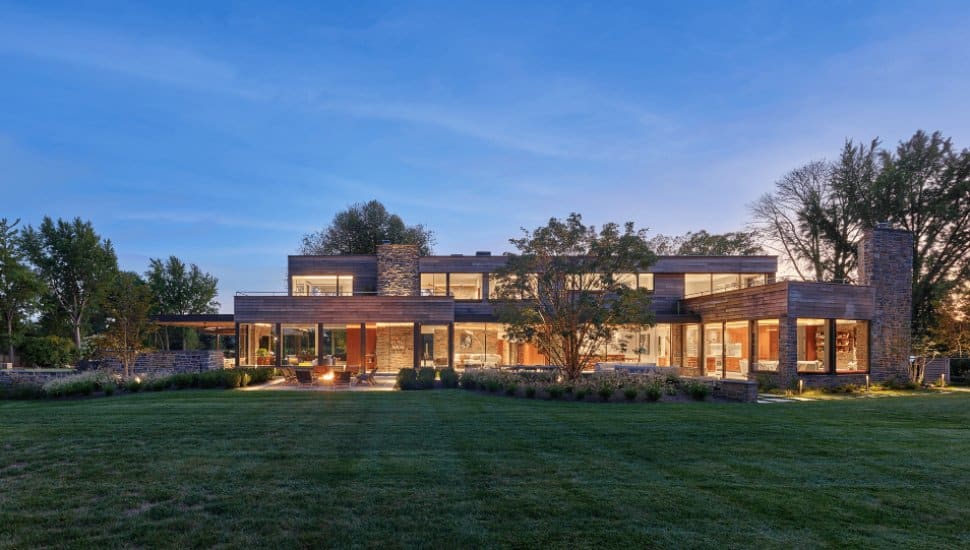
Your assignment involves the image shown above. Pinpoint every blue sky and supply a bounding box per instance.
[2,1,968,311]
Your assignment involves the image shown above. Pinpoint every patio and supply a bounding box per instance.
[241,372,397,392]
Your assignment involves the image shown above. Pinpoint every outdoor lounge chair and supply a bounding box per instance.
[356,367,379,386]
[334,370,352,387]
[280,367,298,384]
[294,368,315,385]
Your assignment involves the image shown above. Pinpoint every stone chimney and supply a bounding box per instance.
[377,244,420,296]
[857,224,914,382]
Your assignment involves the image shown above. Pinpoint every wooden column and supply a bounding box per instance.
[275,323,282,368]
[234,323,240,367]
[317,323,325,366]
[359,322,367,369]
[448,323,455,368]
[413,322,421,368]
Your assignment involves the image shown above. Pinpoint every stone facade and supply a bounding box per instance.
[713,379,759,402]
[100,350,225,377]
[858,226,913,382]
[0,368,78,388]
[377,244,420,297]
[375,325,415,371]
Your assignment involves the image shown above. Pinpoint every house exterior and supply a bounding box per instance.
[230,225,914,387]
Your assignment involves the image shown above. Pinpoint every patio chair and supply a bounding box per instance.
[294,368,315,385]
[356,367,379,386]
[280,367,298,384]
[334,370,353,387]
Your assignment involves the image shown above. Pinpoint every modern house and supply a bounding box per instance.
[220,224,914,388]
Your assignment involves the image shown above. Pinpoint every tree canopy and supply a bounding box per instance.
[492,213,656,380]
[300,200,435,255]
[99,271,155,377]
[750,130,970,339]
[20,217,118,349]
[146,256,219,350]
[649,230,763,256]
[0,218,42,364]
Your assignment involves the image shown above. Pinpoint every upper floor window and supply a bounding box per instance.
[420,273,448,296]
[685,273,768,297]
[292,275,354,296]
[450,273,483,300]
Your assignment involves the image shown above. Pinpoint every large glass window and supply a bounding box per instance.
[450,273,483,300]
[292,275,353,296]
[684,324,700,371]
[756,319,779,371]
[281,325,316,366]
[685,274,712,297]
[374,323,413,372]
[420,324,450,367]
[639,273,654,291]
[712,273,740,293]
[454,322,497,367]
[237,323,277,367]
[703,322,723,376]
[741,273,767,289]
[420,273,448,296]
[835,320,869,373]
[320,325,348,366]
[723,321,749,379]
[797,319,829,373]
[614,273,637,290]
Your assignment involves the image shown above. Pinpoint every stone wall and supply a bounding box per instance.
[377,244,420,297]
[858,226,913,382]
[100,350,224,377]
[0,368,78,388]
[375,325,414,371]
[713,379,759,402]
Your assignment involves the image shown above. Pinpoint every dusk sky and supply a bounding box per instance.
[2,1,969,312]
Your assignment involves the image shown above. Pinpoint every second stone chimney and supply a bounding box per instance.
[377,244,420,296]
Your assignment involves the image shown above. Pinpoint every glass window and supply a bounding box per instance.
[281,325,316,366]
[450,273,483,300]
[712,273,740,293]
[703,322,723,377]
[420,273,447,296]
[685,274,712,297]
[684,325,700,371]
[489,274,515,300]
[756,319,779,371]
[797,319,829,373]
[615,273,637,290]
[724,321,749,379]
[835,320,868,373]
[292,275,353,296]
[638,273,654,291]
[374,323,414,371]
[238,323,276,367]
[320,325,348,366]
[741,273,766,289]
[419,324,449,367]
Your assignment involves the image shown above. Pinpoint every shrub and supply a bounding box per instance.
[104,383,115,396]
[684,380,711,401]
[2,383,45,400]
[547,385,564,399]
[125,378,143,392]
[624,387,639,401]
[485,378,501,393]
[574,387,587,400]
[20,336,76,368]
[417,367,436,389]
[396,368,418,390]
[43,370,116,398]
[644,382,662,402]
[459,372,477,390]
[525,386,537,399]
[504,382,518,396]
[439,367,459,388]
[597,384,613,402]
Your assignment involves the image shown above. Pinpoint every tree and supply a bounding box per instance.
[750,130,970,339]
[145,256,219,350]
[0,218,42,365]
[300,200,435,255]
[99,271,155,377]
[933,289,970,357]
[492,213,656,380]
[674,230,764,256]
[20,217,118,350]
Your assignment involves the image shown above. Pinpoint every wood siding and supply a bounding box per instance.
[234,295,455,324]
[681,282,875,322]
[653,273,685,313]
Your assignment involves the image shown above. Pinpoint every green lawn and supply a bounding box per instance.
[1,390,968,549]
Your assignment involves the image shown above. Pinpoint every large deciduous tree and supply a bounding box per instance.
[0,218,42,365]
[99,271,155,377]
[492,213,656,380]
[20,217,118,350]
[750,130,970,339]
[300,200,435,255]
[145,256,219,350]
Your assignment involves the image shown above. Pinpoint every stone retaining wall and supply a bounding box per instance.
[0,368,78,388]
[712,379,759,402]
[100,351,224,377]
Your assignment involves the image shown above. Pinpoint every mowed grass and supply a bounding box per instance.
[1,390,969,549]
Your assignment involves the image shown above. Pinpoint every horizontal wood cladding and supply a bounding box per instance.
[419,256,510,273]
[234,296,454,324]
[681,282,791,322]
[419,255,777,274]
[288,256,378,277]
[651,256,777,273]
[682,282,875,322]
[787,282,874,319]
[652,273,686,313]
